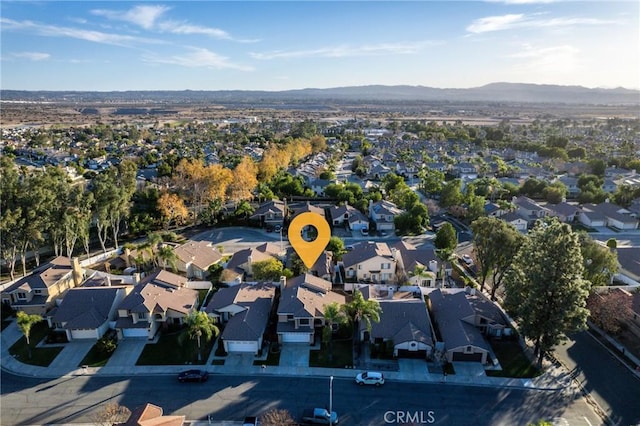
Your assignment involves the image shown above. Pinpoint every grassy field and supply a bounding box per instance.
[136,330,216,365]
[309,339,353,368]
[486,339,540,378]
[8,321,63,367]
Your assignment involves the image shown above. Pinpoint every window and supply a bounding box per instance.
[16,293,27,300]
[465,346,473,353]
[358,265,362,270]
[381,263,390,270]
[138,312,147,320]
[287,314,294,320]
[298,318,310,326]
[34,289,44,295]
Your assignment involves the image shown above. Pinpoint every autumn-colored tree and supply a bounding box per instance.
[157,192,189,229]
[228,156,258,205]
[91,402,131,426]
[587,290,632,334]
[259,408,296,426]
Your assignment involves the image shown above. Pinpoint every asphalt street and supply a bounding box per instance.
[553,331,640,426]
[1,371,601,426]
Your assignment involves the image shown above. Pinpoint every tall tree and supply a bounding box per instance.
[16,311,43,359]
[439,179,463,208]
[228,156,258,205]
[576,233,618,287]
[157,245,178,272]
[180,311,219,363]
[157,192,189,230]
[433,222,457,287]
[341,289,382,349]
[503,219,590,367]
[471,217,525,299]
[323,302,348,362]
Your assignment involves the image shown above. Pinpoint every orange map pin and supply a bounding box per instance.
[288,212,331,269]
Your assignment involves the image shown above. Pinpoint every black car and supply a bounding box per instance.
[177,369,209,383]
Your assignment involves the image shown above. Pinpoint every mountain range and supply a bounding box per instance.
[2,83,638,105]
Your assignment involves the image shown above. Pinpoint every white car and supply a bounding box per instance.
[461,254,473,265]
[355,371,385,386]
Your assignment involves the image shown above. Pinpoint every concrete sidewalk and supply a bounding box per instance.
[1,321,572,392]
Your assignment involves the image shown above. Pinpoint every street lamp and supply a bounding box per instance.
[329,375,334,424]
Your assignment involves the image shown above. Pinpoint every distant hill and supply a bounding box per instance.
[2,83,638,105]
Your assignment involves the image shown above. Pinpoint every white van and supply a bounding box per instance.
[355,371,385,386]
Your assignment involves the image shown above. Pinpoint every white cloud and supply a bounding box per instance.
[143,47,253,71]
[467,13,616,33]
[509,44,581,79]
[91,5,170,30]
[251,40,438,60]
[0,17,161,47]
[12,51,50,61]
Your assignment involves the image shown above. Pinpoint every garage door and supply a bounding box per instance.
[397,349,426,359]
[71,329,97,340]
[280,332,312,343]
[122,328,148,338]
[452,352,483,362]
[226,340,258,353]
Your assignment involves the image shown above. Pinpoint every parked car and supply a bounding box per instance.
[274,224,282,232]
[302,408,338,424]
[461,254,473,265]
[355,371,385,386]
[177,369,209,383]
[379,230,388,236]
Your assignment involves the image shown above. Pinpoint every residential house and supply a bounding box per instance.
[545,202,580,223]
[289,201,326,220]
[340,241,397,284]
[48,286,128,341]
[308,178,333,196]
[173,240,223,279]
[309,251,334,282]
[500,211,528,232]
[393,241,439,290]
[427,289,493,364]
[220,247,278,286]
[483,202,504,218]
[277,274,345,344]
[616,247,640,286]
[363,295,435,359]
[1,256,84,315]
[205,282,276,354]
[114,270,198,339]
[249,199,286,228]
[579,202,639,230]
[451,162,478,180]
[122,403,185,426]
[557,176,580,197]
[328,204,369,232]
[369,200,403,232]
[513,196,549,225]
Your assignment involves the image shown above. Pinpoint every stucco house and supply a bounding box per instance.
[579,202,638,230]
[249,199,286,228]
[205,282,276,354]
[173,240,223,279]
[328,204,369,232]
[276,274,345,344]
[340,241,397,284]
[114,270,198,340]
[47,286,128,341]
[220,247,278,286]
[369,200,403,232]
[1,256,84,315]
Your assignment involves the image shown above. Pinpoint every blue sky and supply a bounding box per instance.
[1,1,638,91]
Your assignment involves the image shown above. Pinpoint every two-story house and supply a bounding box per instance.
[512,196,549,226]
[328,204,369,232]
[1,256,84,315]
[249,199,286,228]
[340,241,397,284]
[173,240,223,280]
[276,274,345,344]
[369,200,403,233]
[114,270,198,340]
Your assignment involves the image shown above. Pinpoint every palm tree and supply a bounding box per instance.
[180,311,219,363]
[16,311,42,359]
[322,302,347,363]
[157,245,178,272]
[341,289,382,359]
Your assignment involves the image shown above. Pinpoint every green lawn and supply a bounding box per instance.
[136,330,217,365]
[309,339,353,368]
[79,343,113,367]
[487,339,540,378]
[8,321,63,367]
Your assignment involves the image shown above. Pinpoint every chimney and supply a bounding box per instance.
[391,247,397,260]
[71,257,83,287]
[133,272,141,285]
[246,256,253,276]
[105,275,112,287]
[124,248,131,268]
[279,276,287,288]
[428,260,438,273]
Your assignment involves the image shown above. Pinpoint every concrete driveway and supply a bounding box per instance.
[279,343,311,368]
[47,340,94,372]
[106,338,147,367]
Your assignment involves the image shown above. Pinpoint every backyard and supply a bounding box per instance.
[8,321,63,367]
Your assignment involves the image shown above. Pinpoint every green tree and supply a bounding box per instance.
[471,217,525,300]
[504,219,590,367]
[252,258,285,281]
[434,222,457,287]
[180,311,219,363]
[322,302,348,362]
[577,233,618,287]
[419,168,445,196]
[157,245,178,271]
[326,236,346,260]
[439,179,463,208]
[341,289,382,347]
[394,203,429,236]
[16,311,43,359]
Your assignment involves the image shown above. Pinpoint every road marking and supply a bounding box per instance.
[582,416,592,426]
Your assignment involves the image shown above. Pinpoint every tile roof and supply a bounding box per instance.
[368,299,434,347]
[52,287,122,330]
[221,297,273,341]
[118,281,198,316]
[173,240,222,270]
[278,275,345,318]
[341,242,394,269]
[4,256,73,293]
